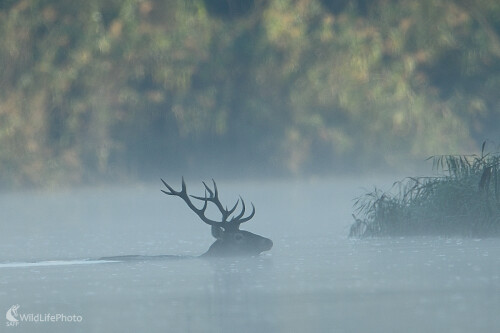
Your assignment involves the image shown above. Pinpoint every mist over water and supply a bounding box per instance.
[2,1,500,331]
[1,178,500,332]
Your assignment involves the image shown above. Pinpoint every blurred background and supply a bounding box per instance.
[1,0,500,189]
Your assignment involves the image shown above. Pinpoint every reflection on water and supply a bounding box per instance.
[1,179,499,332]
[0,260,114,269]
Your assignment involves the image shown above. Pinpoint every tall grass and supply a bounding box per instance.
[350,142,500,237]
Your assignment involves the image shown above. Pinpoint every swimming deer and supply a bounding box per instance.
[0,179,273,268]
[161,178,273,257]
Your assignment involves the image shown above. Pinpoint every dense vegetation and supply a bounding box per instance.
[351,142,500,237]
[1,0,500,188]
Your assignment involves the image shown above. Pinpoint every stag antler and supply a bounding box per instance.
[161,178,255,229]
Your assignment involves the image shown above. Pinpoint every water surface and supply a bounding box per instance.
[1,179,499,332]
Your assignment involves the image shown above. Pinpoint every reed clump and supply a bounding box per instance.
[350,142,500,237]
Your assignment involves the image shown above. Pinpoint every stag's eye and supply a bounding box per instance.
[233,233,244,242]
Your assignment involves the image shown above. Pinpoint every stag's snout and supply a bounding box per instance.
[260,237,273,252]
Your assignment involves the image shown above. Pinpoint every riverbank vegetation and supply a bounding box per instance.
[351,142,500,237]
[1,0,500,188]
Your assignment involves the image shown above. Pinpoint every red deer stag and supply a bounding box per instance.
[161,178,273,257]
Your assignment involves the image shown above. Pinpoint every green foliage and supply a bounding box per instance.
[351,142,500,237]
[1,0,500,188]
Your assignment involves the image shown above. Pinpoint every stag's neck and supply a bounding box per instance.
[200,240,226,257]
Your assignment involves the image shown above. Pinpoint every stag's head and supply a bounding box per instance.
[161,178,273,257]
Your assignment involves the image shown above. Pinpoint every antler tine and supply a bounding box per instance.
[198,195,210,217]
[190,189,208,201]
[230,198,256,224]
[202,181,214,197]
[212,179,218,198]
[227,198,240,216]
[237,202,255,223]
[161,178,220,226]
[196,179,232,222]
[191,184,240,222]
[231,196,246,221]
[161,178,178,195]
[162,178,256,227]
[181,176,187,193]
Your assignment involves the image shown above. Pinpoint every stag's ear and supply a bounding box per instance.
[211,225,224,239]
